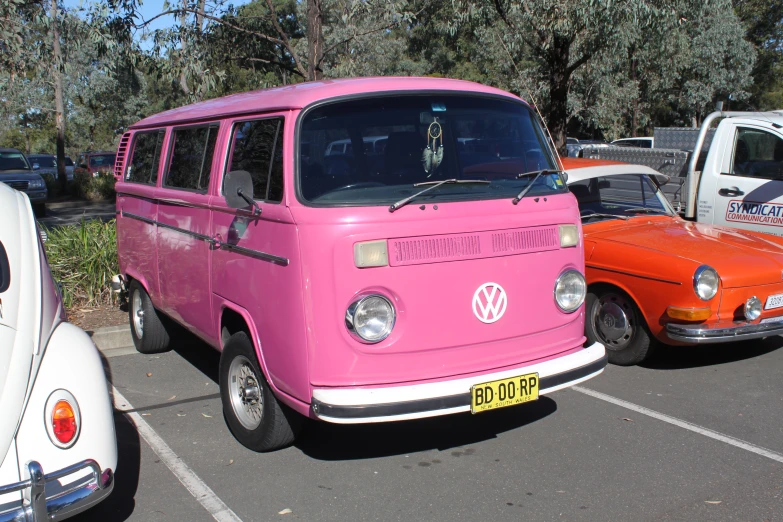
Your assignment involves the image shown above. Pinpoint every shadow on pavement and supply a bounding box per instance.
[170,327,220,384]
[295,397,557,461]
[72,353,141,521]
[641,336,783,370]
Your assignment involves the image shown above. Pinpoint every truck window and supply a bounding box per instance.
[165,125,219,192]
[0,241,8,293]
[731,127,783,181]
[126,130,165,185]
[225,118,284,202]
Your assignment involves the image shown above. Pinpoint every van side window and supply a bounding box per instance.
[127,130,165,184]
[165,125,219,192]
[225,118,284,202]
[731,127,783,181]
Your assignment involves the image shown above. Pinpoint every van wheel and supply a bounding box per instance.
[219,332,301,452]
[128,280,171,354]
[585,288,656,366]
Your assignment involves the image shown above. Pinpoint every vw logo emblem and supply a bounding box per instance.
[472,282,508,324]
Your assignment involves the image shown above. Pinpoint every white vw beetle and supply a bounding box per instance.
[0,184,116,521]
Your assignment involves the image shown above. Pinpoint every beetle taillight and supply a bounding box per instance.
[52,400,77,444]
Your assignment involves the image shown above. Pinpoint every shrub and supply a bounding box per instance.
[71,172,116,200]
[43,218,118,308]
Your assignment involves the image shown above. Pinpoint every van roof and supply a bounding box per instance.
[130,77,524,130]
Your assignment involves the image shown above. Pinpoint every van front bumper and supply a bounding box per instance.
[311,342,606,423]
[666,319,783,343]
[0,460,113,522]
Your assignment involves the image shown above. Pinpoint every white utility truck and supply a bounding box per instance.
[582,110,783,236]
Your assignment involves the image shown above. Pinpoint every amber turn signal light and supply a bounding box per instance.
[666,306,711,321]
[52,400,78,444]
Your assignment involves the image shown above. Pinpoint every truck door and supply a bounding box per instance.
[711,124,783,236]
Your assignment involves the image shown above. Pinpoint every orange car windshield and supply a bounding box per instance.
[570,174,672,222]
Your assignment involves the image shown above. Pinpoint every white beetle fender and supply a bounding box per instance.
[15,322,117,479]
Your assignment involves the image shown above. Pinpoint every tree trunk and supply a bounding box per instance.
[306,0,324,81]
[179,0,190,95]
[51,0,67,191]
[630,54,638,137]
[547,35,571,155]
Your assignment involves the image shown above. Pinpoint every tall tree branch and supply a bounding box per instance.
[264,0,308,78]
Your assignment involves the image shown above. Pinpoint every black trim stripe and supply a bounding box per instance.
[311,353,608,420]
[586,265,682,285]
[120,211,289,266]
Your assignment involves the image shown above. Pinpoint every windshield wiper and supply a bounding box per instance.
[388,179,490,213]
[512,169,563,205]
[623,207,667,214]
[581,213,629,222]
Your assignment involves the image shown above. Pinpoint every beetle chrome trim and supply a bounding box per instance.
[666,320,783,343]
[0,460,114,522]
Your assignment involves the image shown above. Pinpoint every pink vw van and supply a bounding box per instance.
[114,77,606,451]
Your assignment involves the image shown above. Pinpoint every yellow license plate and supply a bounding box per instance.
[471,373,539,413]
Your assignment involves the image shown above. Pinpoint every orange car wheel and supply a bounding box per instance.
[585,288,656,366]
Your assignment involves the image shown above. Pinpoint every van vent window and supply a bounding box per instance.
[126,130,165,185]
[165,125,219,192]
[225,118,284,203]
[115,132,131,179]
[0,241,9,293]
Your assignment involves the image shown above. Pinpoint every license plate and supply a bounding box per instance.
[765,293,783,310]
[761,315,783,324]
[471,373,539,414]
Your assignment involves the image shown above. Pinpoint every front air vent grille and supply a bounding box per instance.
[388,225,560,266]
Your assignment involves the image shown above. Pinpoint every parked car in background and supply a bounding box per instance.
[26,153,64,181]
[64,156,75,179]
[114,77,606,452]
[564,157,783,365]
[610,137,654,148]
[0,184,117,520]
[0,148,47,216]
[75,151,116,177]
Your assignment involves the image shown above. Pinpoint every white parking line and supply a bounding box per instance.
[573,386,783,465]
[112,386,243,522]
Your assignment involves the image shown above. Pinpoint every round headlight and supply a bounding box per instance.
[693,265,719,301]
[745,296,762,321]
[554,270,586,313]
[346,295,395,343]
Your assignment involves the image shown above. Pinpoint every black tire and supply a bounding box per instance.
[32,203,46,217]
[585,287,656,366]
[219,332,301,452]
[128,279,171,354]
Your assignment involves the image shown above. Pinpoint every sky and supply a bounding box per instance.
[61,0,251,50]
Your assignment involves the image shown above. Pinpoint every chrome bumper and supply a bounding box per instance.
[0,460,113,522]
[666,320,783,344]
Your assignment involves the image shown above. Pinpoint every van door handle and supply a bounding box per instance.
[718,186,744,197]
[211,234,223,249]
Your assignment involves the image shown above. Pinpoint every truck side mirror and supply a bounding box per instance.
[224,170,261,215]
[653,174,670,187]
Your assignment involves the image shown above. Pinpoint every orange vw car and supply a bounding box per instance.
[564,158,783,365]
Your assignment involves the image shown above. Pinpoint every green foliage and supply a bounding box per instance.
[70,172,117,200]
[43,218,119,308]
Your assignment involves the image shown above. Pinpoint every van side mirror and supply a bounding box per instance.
[224,170,261,215]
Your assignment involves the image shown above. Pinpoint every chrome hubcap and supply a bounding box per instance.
[228,356,263,430]
[593,293,634,350]
[132,290,144,339]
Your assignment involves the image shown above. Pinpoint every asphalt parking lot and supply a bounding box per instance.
[38,200,116,228]
[73,333,783,522]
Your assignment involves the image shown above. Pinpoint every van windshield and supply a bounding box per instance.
[298,95,565,206]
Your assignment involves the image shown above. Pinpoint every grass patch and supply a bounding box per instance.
[40,172,116,200]
[43,218,118,308]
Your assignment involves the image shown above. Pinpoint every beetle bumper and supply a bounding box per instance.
[666,319,783,344]
[311,342,606,423]
[0,460,113,522]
